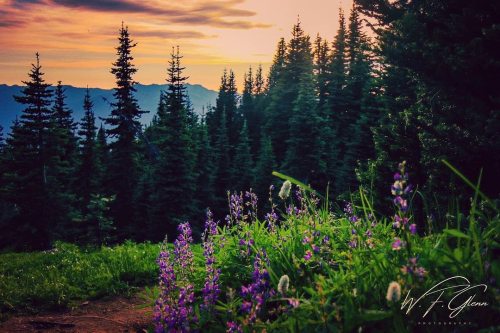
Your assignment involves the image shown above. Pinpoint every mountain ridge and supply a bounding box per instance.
[0,83,218,131]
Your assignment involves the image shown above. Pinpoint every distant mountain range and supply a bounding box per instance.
[0,83,218,131]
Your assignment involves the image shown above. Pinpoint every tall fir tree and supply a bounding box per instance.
[232,121,254,191]
[240,67,260,157]
[335,5,373,193]
[152,46,196,240]
[283,68,326,187]
[77,88,98,212]
[265,20,313,165]
[95,124,109,194]
[212,109,231,217]
[103,24,146,239]
[50,81,79,241]
[253,135,276,210]
[193,116,214,220]
[313,34,331,109]
[267,38,287,92]
[324,8,348,190]
[2,53,58,249]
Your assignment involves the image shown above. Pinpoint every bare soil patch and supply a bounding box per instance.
[0,295,151,333]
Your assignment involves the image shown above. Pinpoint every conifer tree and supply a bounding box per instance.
[225,70,240,153]
[241,67,261,157]
[50,81,79,241]
[77,88,98,211]
[313,34,331,109]
[253,135,276,207]
[283,69,325,187]
[267,38,287,91]
[193,117,214,219]
[336,5,372,193]
[232,121,253,191]
[103,24,146,239]
[3,53,55,249]
[152,46,196,239]
[265,20,312,165]
[212,110,231,216]
[324,9,348,185]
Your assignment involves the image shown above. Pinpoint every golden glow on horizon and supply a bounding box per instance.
[0,0,352,90]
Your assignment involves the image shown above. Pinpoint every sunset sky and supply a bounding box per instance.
[0,0,352,90]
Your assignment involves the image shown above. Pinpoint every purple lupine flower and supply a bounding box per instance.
[322,236,330,244]
[344,202,360,224]
[238,237,255,256]
[401,257,427,279]
[312,244,320,253]
[245,190,258,219]
[302,236,312,244]
[240,250,276,324]
[409,224,417,235]
[174,222,194,279]
[304,250,313,260]
[393,196,408,212]
[348,239,357,248]
[154,235,197,333]
[226,321,243,333]
[241,300,252,313]
[288,298,300,308]
[392,238,402,250]
[227,191,245,226]
[202,210,221,311]
[344,202,354,216]
[265,211,278,232]
[365,229,372,238]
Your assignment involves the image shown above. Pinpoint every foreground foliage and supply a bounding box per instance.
[153,167,499,332]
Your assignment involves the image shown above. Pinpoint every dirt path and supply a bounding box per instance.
[0,295,152,333]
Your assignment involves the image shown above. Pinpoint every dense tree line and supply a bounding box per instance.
[0,2,498,249]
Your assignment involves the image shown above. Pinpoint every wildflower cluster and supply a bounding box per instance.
[391,161,416,234]
[154,226,197,333]
[302,230,327,261]
[238,234,255,257]
[226,321,243,333]
[344,202,375,249]
[240,250,276,324]
[202,210,221,311]
[400,257,427,279]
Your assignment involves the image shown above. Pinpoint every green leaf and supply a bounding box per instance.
[358,309,392,322]
[272,171,315,193]
[443,229,471,240]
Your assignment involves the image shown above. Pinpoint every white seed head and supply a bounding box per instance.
[278,274,290,295]
[386,281,401,302]
[279,180,292,200]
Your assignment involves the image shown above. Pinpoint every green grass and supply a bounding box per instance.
[0,241,161,317]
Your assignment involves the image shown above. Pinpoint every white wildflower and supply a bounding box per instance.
[278,274,290,295]
[279,180,292,200]
[386,281,401,302]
